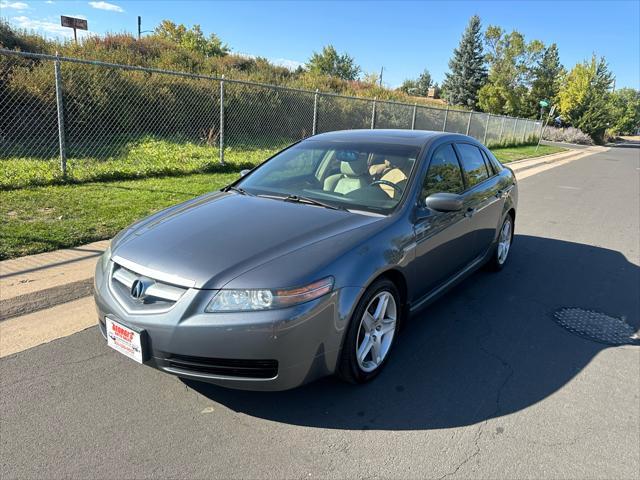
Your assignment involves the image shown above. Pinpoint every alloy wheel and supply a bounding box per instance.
[497,217,512,265]
[355,291,397,373]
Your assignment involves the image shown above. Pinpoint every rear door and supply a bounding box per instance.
[454,143,504,257]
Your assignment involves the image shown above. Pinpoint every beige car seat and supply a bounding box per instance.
[369,155,410,198]
[324,155,369,195]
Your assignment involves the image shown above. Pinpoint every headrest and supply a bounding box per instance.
[340,157,368,177]
[385,155,411,172]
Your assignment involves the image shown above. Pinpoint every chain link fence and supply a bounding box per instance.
[0,49,542,190]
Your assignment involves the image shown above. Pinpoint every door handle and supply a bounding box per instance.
[464,207,476,218]
[496,187,511,199]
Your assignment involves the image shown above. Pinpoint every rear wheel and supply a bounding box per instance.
[488,214,513,271]
[337,278,401,384]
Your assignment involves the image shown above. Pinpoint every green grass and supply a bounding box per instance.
[491,144,566,163]
[1,136,282,190]
[0,172,240,259]
[0,142,568,260]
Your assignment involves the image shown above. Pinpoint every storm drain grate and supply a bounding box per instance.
[553,308,639,346]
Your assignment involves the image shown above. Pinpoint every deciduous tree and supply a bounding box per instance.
[609,88,640,135]
[306,45,361,81]
[154,20,229,57]
[477,26,544,116]
[558,55,614,143]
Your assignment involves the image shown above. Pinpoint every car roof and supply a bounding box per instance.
[307,129,470,148]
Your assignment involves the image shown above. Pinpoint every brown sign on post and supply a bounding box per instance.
[60,15,88,43]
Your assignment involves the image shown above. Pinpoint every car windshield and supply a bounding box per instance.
[237,140,421,214]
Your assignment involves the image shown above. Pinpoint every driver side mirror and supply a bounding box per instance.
[424,192,464,212]
[239,169,251,178]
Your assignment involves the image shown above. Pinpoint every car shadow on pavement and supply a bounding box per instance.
[185,234,639,430]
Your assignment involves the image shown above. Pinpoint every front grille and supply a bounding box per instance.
[109,262,187,313]
[164,354,278,379]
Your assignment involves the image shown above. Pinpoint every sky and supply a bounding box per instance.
[2,0,639,89]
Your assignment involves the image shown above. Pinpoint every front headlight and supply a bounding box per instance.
[100,244,112,271]
[205,277,334,312]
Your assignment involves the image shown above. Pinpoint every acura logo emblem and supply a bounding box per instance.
[130,279,148,300]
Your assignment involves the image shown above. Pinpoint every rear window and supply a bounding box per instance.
[456,144,489,188]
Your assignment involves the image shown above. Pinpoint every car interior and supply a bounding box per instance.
[320,150,415,201]
[239,143,420,213]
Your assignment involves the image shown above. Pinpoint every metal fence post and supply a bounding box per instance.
[411,103,417,130]
[499,116,505,143]
[371,97,377,129]
[483,113,490,144]
[54,52,67,177]
[465,111,473,135]
[442,106,449,131]
[312,89,319,135]
[219,75,225,165]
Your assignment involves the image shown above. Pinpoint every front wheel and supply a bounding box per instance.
[336,278,401,384]
[488,214,514,271]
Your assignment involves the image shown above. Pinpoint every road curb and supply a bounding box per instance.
[507,146,607,172]
[0,279,94,321]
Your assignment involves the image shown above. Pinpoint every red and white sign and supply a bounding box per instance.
[106,318,143,364]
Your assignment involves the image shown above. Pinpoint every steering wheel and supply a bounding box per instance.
[370,179,403,194]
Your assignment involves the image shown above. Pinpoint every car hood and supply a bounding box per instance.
[112,192,384,289]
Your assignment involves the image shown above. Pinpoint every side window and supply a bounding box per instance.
[456,144,489,188]
[422,144,465,200]
[480,149,497,175]
[482,148,503,173]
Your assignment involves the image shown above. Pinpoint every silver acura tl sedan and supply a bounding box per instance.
[94,129,517,391]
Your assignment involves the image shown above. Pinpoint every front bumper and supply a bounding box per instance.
[94,259,362,391]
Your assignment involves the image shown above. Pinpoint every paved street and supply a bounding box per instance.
[1,146,639,479]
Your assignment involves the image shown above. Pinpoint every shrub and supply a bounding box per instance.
[542,126,593,145]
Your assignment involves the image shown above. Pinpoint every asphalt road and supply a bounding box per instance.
[2,146,639,479]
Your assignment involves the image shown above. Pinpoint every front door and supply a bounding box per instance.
[412,143,478,301]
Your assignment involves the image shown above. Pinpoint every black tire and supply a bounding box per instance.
[336,278,401,384]
[488,213,514,271]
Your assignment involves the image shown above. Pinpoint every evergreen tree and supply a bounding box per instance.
[399,69,432,96]
[527,43,564,117]
[442,15,487,108]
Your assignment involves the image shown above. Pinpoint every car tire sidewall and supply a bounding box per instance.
[337,278,401,384]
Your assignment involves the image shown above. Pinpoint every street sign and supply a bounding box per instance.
[539,100,549,107]
[60,16,88,43]
[549,105,556,117]
[61,16,88,30]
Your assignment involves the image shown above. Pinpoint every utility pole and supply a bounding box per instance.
[379,66,384,87]
[137,16,152,39]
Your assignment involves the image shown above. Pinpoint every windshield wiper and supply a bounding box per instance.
[221,185,254,196]
[283,194,347,211]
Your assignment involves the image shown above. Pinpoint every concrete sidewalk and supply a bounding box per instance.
[0,145,605,324]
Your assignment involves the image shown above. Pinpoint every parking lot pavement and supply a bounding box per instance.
[1,145,638,479]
